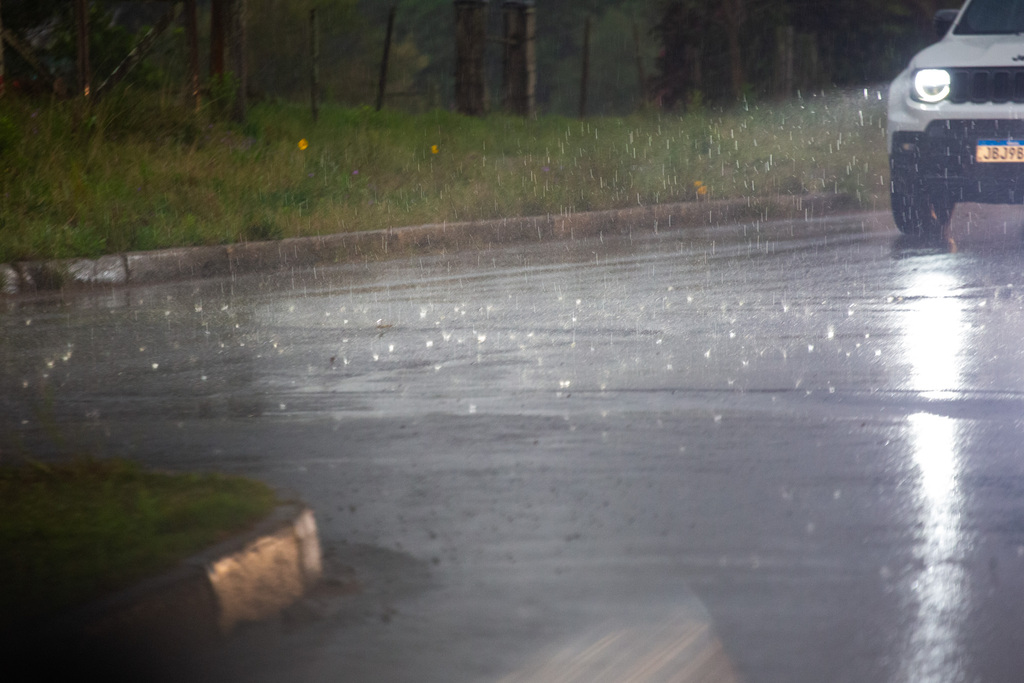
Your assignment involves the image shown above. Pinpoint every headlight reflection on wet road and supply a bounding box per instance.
[903,412,966,683]
[898,267,972,683]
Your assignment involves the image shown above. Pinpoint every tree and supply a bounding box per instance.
[653,0,963,109]
[716,0,745,100]
[361,0,660,114]
[1,1,162,94]
[652,0,707,109]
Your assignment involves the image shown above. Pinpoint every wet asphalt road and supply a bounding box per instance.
[5,206,1024,682]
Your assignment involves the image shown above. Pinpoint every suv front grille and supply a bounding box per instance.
[948,68,1024,104]
[925,119,1024,139]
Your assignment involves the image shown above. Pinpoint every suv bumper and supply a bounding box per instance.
[891,120,1024,204]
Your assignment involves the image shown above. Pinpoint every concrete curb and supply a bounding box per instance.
[0,194,858,295]
[29,503,322,665]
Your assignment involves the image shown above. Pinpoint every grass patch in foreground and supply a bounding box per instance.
[0,458,278,626]
[0,88,889,263]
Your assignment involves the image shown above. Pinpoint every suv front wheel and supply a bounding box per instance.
[890,163,953,238]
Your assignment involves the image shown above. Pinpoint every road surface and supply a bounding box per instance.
[4,205,1024,682]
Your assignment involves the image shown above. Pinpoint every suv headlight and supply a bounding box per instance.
[913,69,951,103]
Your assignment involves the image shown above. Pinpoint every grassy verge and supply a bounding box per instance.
[0,87,889,264]
[0,457,278,626]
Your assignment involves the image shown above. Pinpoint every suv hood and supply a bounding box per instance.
[912,36,1024,69]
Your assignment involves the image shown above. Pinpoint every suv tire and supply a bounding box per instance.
[890,163,952,238]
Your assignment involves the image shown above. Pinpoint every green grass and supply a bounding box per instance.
[0,88,890,264]
[0,457,278,625]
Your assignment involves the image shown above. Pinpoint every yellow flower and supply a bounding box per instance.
[431,144,439,155]
[298,139,309,151]
[694,180,708,196]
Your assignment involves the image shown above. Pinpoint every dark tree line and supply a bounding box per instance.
[1,1,967,114]
[652,0,964,108]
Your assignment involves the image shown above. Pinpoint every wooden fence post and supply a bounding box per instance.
[211,0,226,77]
[376,5,396,111]
[774,25,794,99]
[502,0,535,117]
[310,8,320,121]
[632,21,647,105]
[185,0,200,110]
[74,0,90,97]
[228,0,247,122]
[454,0,488,116]
[0,0,5,98]
[579,16,591,119]
[797,32,819,93]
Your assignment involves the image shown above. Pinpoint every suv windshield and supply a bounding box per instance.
[955,0,1024,35]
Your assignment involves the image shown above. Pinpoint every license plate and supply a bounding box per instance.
[976,140,1024,163]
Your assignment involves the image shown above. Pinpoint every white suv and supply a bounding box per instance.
[888,0,1024,236]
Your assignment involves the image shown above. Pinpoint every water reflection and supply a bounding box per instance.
[897,267,971,682]
[901,412,965,683]
[901,271,969,401]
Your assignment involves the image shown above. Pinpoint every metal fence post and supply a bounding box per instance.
[186,0,200,110]
[376,6,396,111]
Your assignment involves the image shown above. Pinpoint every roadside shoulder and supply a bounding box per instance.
[0,194,857,295]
